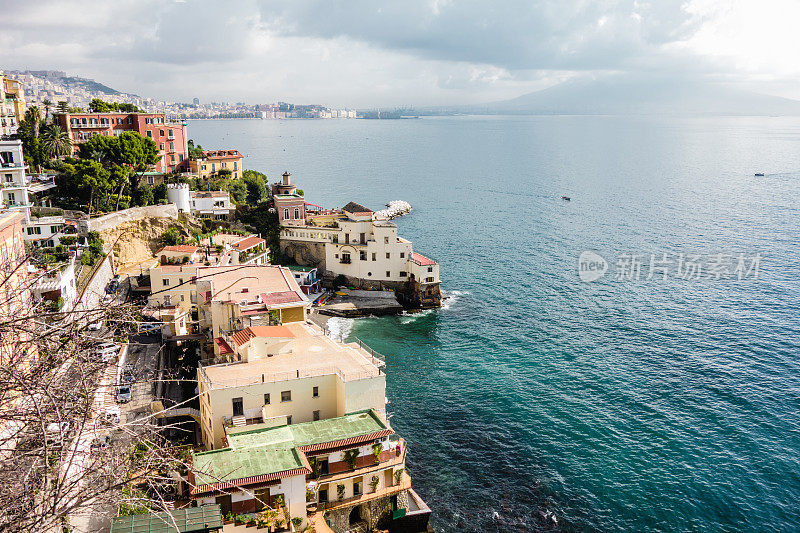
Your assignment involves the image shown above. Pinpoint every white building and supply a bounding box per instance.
[167,183,235,220]
[30,254,78,312]
[0,139,58,245]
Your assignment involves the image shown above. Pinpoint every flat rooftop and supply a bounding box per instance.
[201,321,383,385]
[198,264,306,304]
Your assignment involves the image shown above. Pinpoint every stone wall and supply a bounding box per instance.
[326,495,394,533]
[280,239,327,271]
[77,203,179,235]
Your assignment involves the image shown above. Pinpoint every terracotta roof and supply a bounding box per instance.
[411,252,437,266]
[297,429,395,453]
[231,235,265,251]
[190,466,311,496]
[202,150,241,160]
[214,337,233,354]
[230,325,295,346]
[260,291,303,305]
[342,201,373,214]
[156,245,199,254]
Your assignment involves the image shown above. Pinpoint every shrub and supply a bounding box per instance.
[333,274,348,288]
[161,227,180,246]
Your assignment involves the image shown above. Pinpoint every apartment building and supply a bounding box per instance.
[190,410,415,532]
[54,111,188,172]
[0,140,57,243]
[0,210,32,364]
[197,320,386,450]
[0,75,26,136]
[187,150,243,179]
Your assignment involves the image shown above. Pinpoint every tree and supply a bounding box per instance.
[243,174,268,205]
[40,124,72,160]
[17,107,44,172]
[187,139,204,159]
[161,227,181,246]
[41,99,52,122]
[153,182,168,204]
[134,184,154,206]
[71,159,112,215]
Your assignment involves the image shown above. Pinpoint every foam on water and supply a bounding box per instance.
[325,316,354,342]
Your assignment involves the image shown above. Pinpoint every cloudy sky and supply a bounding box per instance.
[1,0,799,107]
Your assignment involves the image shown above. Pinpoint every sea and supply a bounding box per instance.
[188,115,800,532]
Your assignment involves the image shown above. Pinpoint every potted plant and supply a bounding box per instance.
[343,449,359,471]
[224,512,235,524]
[246,515,257,527]
[336,483,345,501]
[235,514,248,525]
[369,475,380,493]
[291,517,304,531]
[394,468,404,486]
[371,442,382,464]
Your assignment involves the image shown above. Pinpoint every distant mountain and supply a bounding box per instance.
[59,75,122,95]
[446,76,800,116]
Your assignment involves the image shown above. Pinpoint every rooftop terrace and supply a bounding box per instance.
[200,321,384,387]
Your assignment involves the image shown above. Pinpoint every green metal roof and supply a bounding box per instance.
[227,410,388,450]
[274,194,302,199]
[110,505,222,533]
[192,442,304,487]
[285,264,316,272]
[192,410,388,486]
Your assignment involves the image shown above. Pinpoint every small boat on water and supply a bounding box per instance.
[754,173,765,177]
[561,196,571,201]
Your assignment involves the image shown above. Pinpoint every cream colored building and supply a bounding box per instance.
[197,321,386,451]
[188,150,243,180]
[196,264,310,354]
[0,76,26,136]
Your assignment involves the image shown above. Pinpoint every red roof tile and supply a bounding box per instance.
[190,466,311,496]
[260,291,303,305]
[411,252,437,266]
[230,325,295,346]
[232,235,265,251]
[214,337,233,354]
[157,245,199,254]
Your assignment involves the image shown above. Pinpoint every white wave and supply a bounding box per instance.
[326,317,354,342]
[398,309,435,323]
[440,289,470,311]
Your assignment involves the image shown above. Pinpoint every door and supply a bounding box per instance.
[319,458,329,475]
[254,487,270,511]
[216,494,232,516]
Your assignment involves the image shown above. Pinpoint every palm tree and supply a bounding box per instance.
[42,99,52,123]
[40,124,72,160]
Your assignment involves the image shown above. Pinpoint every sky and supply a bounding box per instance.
[1,0,799,107]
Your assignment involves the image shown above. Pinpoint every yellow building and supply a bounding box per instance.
[0,75,27,136]
[197,321,387,450]
[188,150,243,179]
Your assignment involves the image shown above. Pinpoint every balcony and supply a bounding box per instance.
[72,123,109,129]
[319,470,412,512]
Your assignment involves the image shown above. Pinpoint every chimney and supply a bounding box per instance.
[282,171,291,186]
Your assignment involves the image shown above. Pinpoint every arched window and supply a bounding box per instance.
[283,208,289,220]
[294,207,300,219]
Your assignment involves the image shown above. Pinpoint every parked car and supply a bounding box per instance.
[106,279,119,294]
[121,369,135,384]
[116,386,132,403]
[97,343,119,362]
[140,323,161,334]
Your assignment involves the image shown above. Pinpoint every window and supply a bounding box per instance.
[428,266,434,272]
[222,162,227,168]
[313,386,319,398]
[232,397,243,416]
[160,143,165,150]
[426,277,435,282]
[264,393,270,405]
[162,279,169,286]
[127,117,132,124]
[319,487,328,503]
[170,141,174,151]
[286,415,292,425]
[384,237,389,244]
[168,129,174,138]
[353,478,363,496]
[386,271,391,277]
[281,390,291,402]
[341,253,351,264]
[294,207,300,219]
[386,253,390,259]
[360,251,367,261]
[159,129,164,136]
[400,271,407,277]
[283,208,289,219]
[146,131,152,138]
[372,252,376,261]
[313,410,320,421]
[400,252,405,258]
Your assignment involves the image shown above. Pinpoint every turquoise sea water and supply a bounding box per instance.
[188,116,800,532]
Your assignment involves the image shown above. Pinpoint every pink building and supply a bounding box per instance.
[54,112,189,173]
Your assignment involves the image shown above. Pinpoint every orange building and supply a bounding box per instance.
[187,150,243,179]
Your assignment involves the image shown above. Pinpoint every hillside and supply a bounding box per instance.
[450,76,800,116]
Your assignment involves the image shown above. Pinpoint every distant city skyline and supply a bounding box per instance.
[2,0,800,107]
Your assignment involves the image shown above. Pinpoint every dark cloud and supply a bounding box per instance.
[260,0,703,71]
